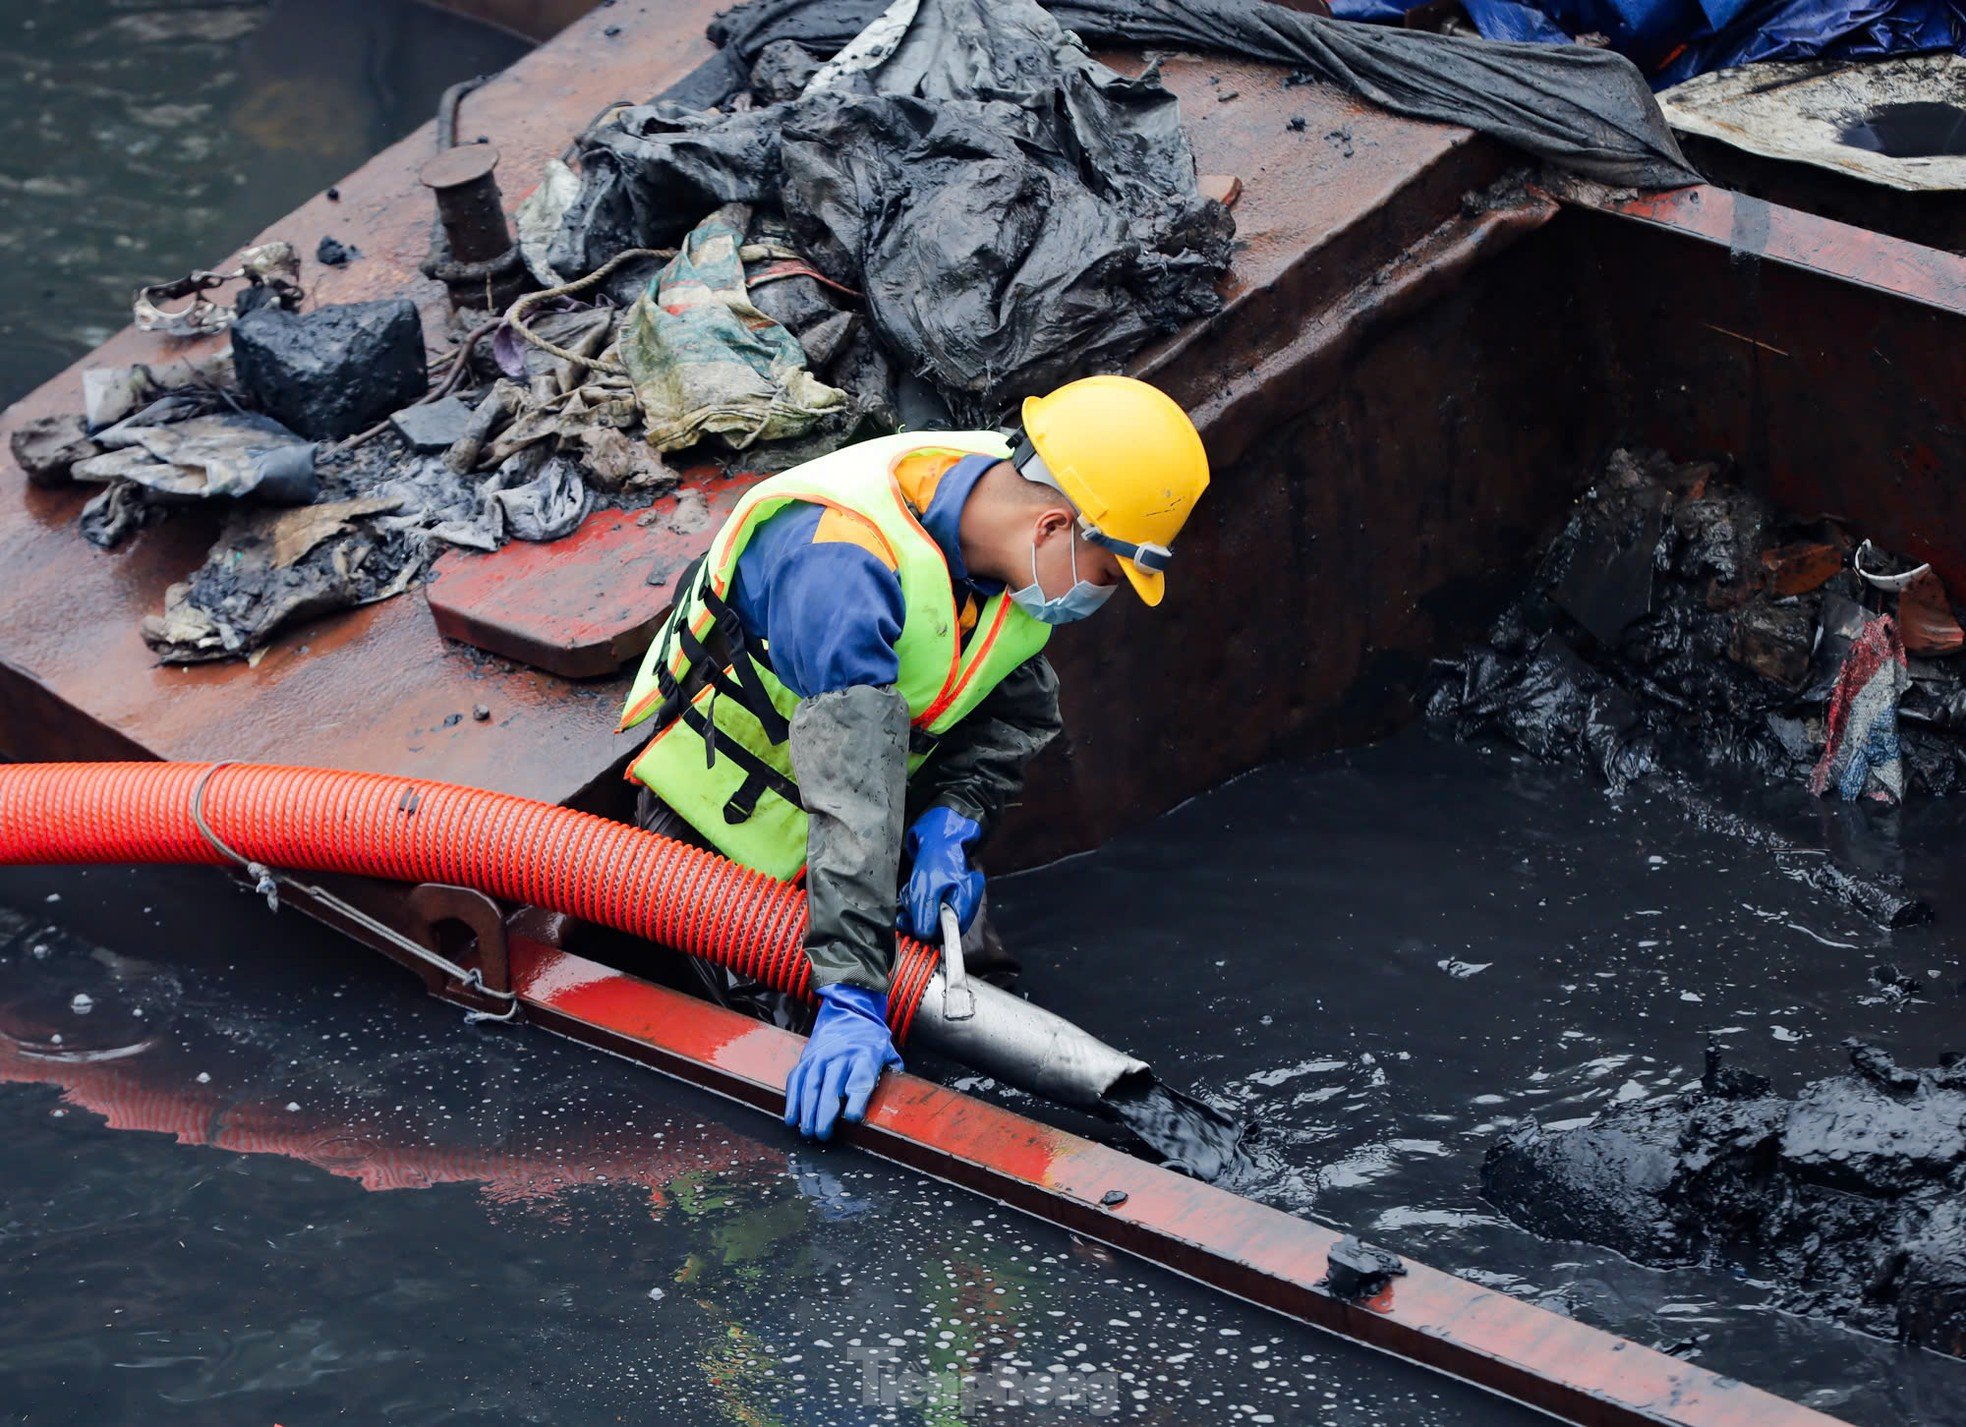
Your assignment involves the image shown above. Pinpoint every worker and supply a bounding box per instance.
[617,375,1210,1141]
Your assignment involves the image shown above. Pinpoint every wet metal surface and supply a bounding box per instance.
[425,471,763,679]
[0,860,1536,1427]
[993,729,1966,1427]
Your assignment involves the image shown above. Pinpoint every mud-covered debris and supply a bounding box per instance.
[78,479,154,550]
[132,240,302,338]
[705,0,1694,187]
[9,414,100,488]
[72,411,316,504]
[1429,449,1966,804]
[232,298,427,441]
[389,393,477,454]
[1727,601,1813,688]
[620,205,846,452]
[141,497,414,663]
[1900,567,1966,656]
[1761,540,1845,596]
[552,0,1231,424]
[81,351,235,429]
[750,37,824,102]
[1809,615,1909,803]
[1484,1041,1966,1356]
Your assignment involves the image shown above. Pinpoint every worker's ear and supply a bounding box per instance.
[1033,508,1074,545]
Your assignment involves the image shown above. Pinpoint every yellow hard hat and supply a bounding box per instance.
[1016,375,1208,608]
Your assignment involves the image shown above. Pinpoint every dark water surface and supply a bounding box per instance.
[996,730,1966,1427]
[0,0,529,405]
[0,856,1530,1427]
[5,733,1963,1424]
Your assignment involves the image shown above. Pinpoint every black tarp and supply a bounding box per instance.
[704,0,1696,187]
[550,0,1233,422]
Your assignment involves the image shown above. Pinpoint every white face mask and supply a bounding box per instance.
[1009,530,1115,625]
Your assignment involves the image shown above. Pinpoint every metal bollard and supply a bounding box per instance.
[418,146,528,311]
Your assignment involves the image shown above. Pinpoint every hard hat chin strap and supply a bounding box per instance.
[1011,437,1174,575]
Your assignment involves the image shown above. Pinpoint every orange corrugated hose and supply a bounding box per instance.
[0,762,942,1040]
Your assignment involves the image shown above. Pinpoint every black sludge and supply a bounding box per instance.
[1482,1042,1966,1358]
[1102,1075,1249,1182]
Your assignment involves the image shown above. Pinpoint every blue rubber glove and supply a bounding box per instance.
[785,983,903,1141]
[898,806,984,941]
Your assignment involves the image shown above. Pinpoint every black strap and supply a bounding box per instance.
[650,558,791,748]
[679,703,805,820]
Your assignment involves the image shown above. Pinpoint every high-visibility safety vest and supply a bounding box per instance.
[618,432,1053,881]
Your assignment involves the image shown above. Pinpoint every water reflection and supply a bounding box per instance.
[0,0,530,403]
[0,875,1526,1425]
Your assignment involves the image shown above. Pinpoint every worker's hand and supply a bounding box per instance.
[898,806,984,942]
[785,983,903,1141]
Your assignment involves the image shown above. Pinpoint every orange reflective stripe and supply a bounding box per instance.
[890,449,966,514]
[813,507,899,568]
[919,593,1011,728]
[621,484,905,732]
[615,601,720,731]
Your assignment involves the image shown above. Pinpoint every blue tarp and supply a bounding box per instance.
[1332,0,1966,86]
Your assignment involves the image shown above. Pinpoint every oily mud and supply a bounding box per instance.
[1484,1041,1966,1359]
[1428,449,1966,809]
[993,728,1966,1427]
[1101,1074,1251,1182]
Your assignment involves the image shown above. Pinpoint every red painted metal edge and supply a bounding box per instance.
[426,469,763,677]
[503,936,1850,1427]
[1552,179,1966,316]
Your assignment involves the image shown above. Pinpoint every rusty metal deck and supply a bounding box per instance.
[0,0,1507,830]
[4,2,1965,861]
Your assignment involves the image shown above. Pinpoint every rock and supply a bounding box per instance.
[315,235,359,267]
[232,299,427,441]
[9,414,100,487]
[750,38,822,103]
[389,394,477,454]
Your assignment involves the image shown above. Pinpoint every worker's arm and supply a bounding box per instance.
[895,653,1063,940]
[789,684,908,995]
[911,653,1064,836]
[784,683,909,1141]
[731,503,909,994]
[733,506,912,1141]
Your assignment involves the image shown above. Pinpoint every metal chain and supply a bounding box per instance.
[187,763,519,1018]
